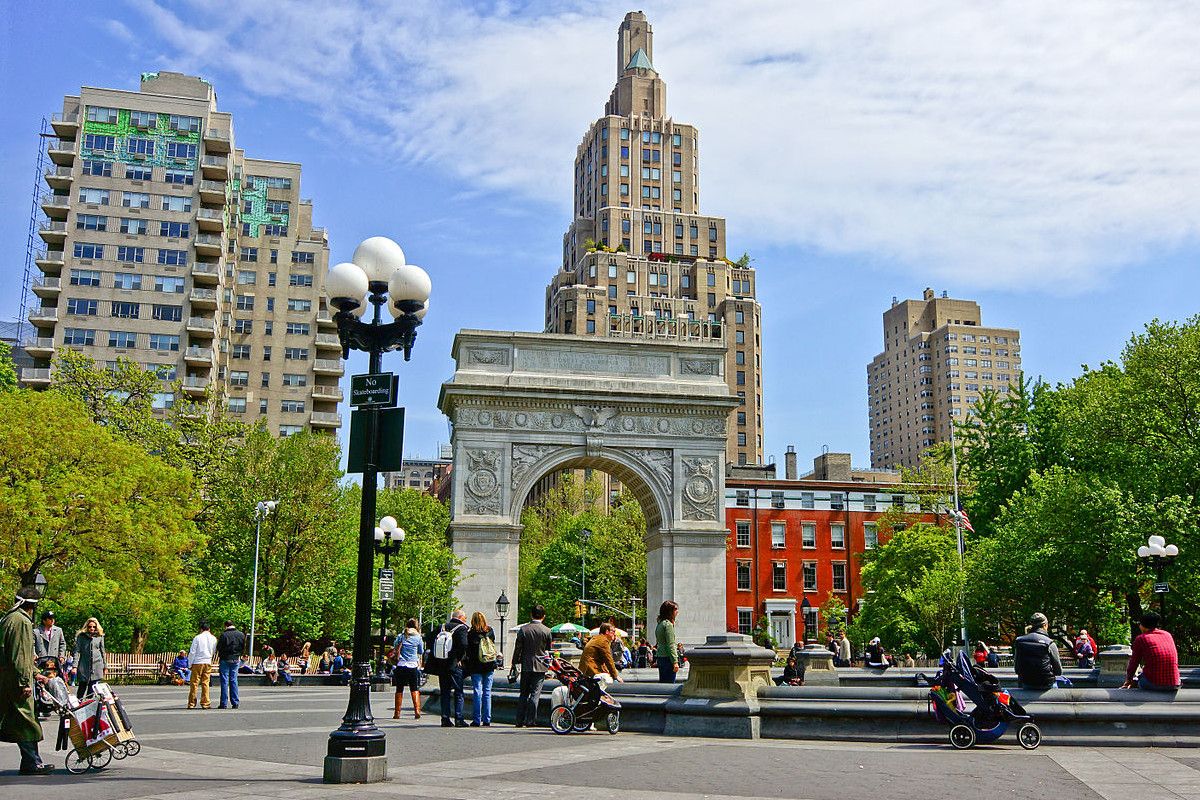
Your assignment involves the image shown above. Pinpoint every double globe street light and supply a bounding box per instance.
[1137,535,1180,621]
[323,237,430,783]
[374,516,406,665]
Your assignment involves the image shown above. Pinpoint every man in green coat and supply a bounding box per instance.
[0,587,52,775]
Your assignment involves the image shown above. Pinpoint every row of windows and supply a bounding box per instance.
[70,269,185,292]
[77,187,198,210]
[733,520,879,550]
[63,328,180,351]
[86,107,200,132]
[65,298,183,321]
[72,242,188,265]
[732,490,908,512]
[734,560,849,593]
[75,214,192,239]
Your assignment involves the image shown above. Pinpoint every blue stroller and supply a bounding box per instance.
[921,651,1041,750]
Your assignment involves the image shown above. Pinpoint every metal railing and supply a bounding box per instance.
[313,359,342,372]
[33,276,61,290]
[199,180,226,193]
[315,333,340,346]
[310,412,342,426]
[47,138,76,152]
[38,221,67,234]
[184,346,213,360]
[201,155,227,168]
[22,338,55,351]
[40,194,70,208]
[21,368,52,382]
[28,306,58,320]
[312,385,343,400]
[194,234,222,247]
[187,316,215,330]
[204,128,230,141]
[44,166,74,180]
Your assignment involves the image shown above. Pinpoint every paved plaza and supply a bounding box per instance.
[3,685,1199,799]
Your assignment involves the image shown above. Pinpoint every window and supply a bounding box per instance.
[289,274,313,287]
[110,301,139,319]
[290,251,315,267]
[168,114,201,133]
[735,490,750,507]
[75,214,106,232]
[236,295,254,311]
[802,562,817,592]
[736,561,752,591]
[159,221,190,238]
[284,347,309,360]
[802,523,816,548]
[122,191,150,209]
[165,142,196,160]
[735,520,751,548]
[240,247,258,263]
[863,494,877,512]
[772,562,787,591]
[78,187,109,205]
[129,110,155,128]
[832,563,847,592]
[70,269,101,287]
[226,397,247,413]
[262,345,272,362]
[108,330,137,348]
[285,322,310,336]
[126,137,154,156]
[157,249,187,265]
[831,523,845,549]
[83,134,115,152]
[153,364,176,380]
[64,328,95,346]
[864,523,878,549]
[282,373,307,387]
[233,319,253,334]
[82,160,112,177]
[164,169,194,185]
[262,224,287,237]
[148,334,180,351]
[161,195,192,212]
[232,344,251,359]
[771,522,786,549]
[281,399,306,414]
[66,298,97,316]
[116,246,145,263]
[152,304,182,322]
[155,276,185,293]
[229,370,249,387]
[586,319,596,333]
[88,107,118,124]
[830,492,845,511]
[237,270,257,285]
[120,218,148,235]
[279,425,303,437]
[737,609,753,636]
[287,298,312,312]
[736,371,745,386]
[891,494,906,511]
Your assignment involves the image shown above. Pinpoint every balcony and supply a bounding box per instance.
[198,180,226,203]
[200,155,228,179]
[310,412,342,428]
[184,346,214,365]
[313,359,343,375]
[28,306,58,326]
[195,207,225,232]
[316,309,335,327]
[35,249,65,272]
[44,166,74,190]
[193,233,223,255]
[311,384,344,402]
[50,111,80,137]
[190,261,221,284]
[20,368,52,386]
[186,316,216,336]
[188,287,217,308]
[38,221,67,243]
[47,139,76,166]
[32,276,61,299]
[203,127,231,154]
[22,338,55,357]
[182,376,211,395]
[315,333,341,350]
[40,193,71,219]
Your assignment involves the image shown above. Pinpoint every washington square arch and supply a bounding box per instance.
[437,330,738,646]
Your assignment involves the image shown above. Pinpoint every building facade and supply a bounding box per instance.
[382,446,452,492]
[544,11,764,466]
[24,72,343,434]
[724,451,936,649]
[867,288,1022,469]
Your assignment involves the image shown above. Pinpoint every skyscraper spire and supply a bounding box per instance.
[607,11,666,117]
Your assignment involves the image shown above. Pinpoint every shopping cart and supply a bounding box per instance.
[38,679,141,773]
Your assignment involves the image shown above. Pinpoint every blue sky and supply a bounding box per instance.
[2,1,1198,470]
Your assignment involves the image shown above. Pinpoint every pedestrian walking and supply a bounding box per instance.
[654,600,680,683]
[511,604,552,727]
[216,620,247,709]
[72,617,106,700]
[465,611,497,727]
[32,610,66,664]
[392,618,424,719]
[1,587,54,775]
[427,610,469,727]
[187,621,217,709]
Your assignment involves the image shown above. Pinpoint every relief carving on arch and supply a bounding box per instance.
[510,443,558,490]
[624,447,673,494]
[681,456,719,521]
[462,448,503,515]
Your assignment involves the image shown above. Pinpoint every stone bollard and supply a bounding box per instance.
[1097,644,1132,688]
[664,633,775,739]
[794,644,839,686]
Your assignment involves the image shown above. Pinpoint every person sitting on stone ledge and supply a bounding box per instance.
[1014,612,1062,689]
[865,637,890,670]
[774,655,804,686]
[1121,612,1180,692]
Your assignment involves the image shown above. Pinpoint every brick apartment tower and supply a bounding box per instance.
[25,72,344,434]
[867,288,1022,469]
[544,12,764,466]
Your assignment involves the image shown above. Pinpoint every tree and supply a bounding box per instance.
[902,560,965,654]
[0,390,201,651]
[818,596,849,640]
[0,341,16,392]
[370,486,460,630]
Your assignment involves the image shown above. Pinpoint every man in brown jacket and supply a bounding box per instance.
[581,624,623,681]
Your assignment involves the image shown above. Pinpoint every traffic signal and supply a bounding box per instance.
[574,600,585,618]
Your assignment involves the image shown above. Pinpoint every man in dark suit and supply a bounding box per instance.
[511,604,553,728]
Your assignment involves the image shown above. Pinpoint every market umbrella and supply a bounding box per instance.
[549,622,589,634]
[589,627,629,638]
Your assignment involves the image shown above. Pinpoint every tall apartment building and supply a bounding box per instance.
[867,288,1022,469]
[544,12,764,465]
[23,72,344,434]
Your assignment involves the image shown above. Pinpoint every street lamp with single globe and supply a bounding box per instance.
[373,517,405,664]
[1137,535,1180,621]
[249,500,278,664]
[323,237,430,783]
[495,591,510,660]
[32,571,48,599]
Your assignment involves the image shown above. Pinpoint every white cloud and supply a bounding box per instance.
[105,19,135,42]
[133,0,1200,289]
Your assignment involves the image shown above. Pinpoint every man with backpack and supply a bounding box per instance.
[425,610,469,727]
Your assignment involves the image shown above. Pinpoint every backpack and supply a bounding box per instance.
[478,633,496,663]
[433,625,455,660]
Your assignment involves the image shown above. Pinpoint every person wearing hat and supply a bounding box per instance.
[0,587,53,774]
[32,610,65,664]
[1013,612,1062,689]
[865,637,890,669]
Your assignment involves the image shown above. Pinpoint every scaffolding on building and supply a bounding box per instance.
[16,117,51,358]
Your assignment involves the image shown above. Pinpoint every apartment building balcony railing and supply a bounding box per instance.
[51,111,80,137]
[32,276,61,299]
[311,385,344,401]
[315,333,341,349]
[316,309,335,326]
[190,261,221,284]
[40,193,71,219]
[34,250,65,271]
[182,376,211,395]
[312,359,343,375]
[184,346,214,365]
[606,313,722,341]
[310,412,342,428]
[203,127,231,154]
[44,166,74,190]
[38,221,67,243]
[20,368,52,386]
[186,316,216,336]
[22,338,55,357]
[188,287,217,308]
[199,180,226,203]
[193,233,223,254]
[28,306,58,326]
[200,155,228,179]
[195,207,226,232]
[47,139,76,166]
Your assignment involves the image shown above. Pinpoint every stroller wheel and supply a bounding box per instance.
[124,739,141,757]
[1018,723,1042,750]
[605,711,620,734]
[949,724,976,750]
[65,751,89,774]
[549,705,575,735]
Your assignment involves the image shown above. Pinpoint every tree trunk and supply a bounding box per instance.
[1125,591,1143,644]
[130,624,148,654]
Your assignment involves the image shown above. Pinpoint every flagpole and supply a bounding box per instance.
[949,425,969,650]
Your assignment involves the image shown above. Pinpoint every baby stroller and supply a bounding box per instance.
[921,651,1041,750]
[541,654,621,735]
[36,679,141,773]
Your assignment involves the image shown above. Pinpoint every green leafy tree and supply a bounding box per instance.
[369,486,460,631]
[0,341,16,392]
[901,560,965,654]
[818,596,849,640]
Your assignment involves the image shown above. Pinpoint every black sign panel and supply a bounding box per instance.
[350,372,398,407]
[347,407,405,473]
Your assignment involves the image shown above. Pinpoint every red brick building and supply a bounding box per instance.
[723,450,935,647]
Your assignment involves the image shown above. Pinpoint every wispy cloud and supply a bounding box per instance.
[104,19,135,42]
[131,0,1200,290]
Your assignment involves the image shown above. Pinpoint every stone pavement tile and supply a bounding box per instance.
[1085,784,1187,800]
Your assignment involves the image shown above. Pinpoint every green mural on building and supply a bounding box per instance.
[81,109,201,170]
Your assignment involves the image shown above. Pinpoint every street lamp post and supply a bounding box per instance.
[580,528,592,607]
[249,500,277,665]
[32,571,48,598]
[1137,535,1180,622]
[495,591,509,659]
[323,236,430,783]
[373,516,405,665]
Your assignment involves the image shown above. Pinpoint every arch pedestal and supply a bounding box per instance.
[438,330,738,647]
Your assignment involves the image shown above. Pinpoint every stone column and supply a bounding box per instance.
[449,521,522,663]
[646,528,728,645]
[1097,644,1132,688]
[794,644,839,686]
[664,633,775,739]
